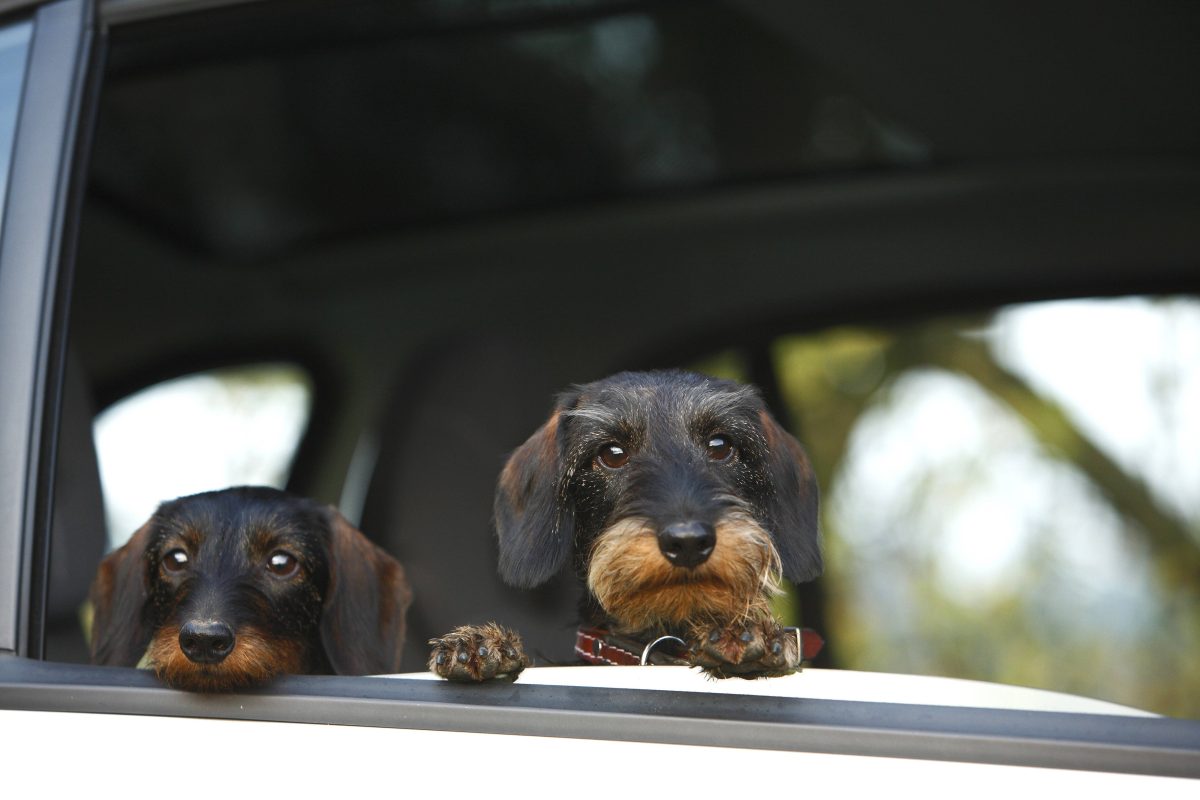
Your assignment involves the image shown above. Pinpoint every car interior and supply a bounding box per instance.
[37,0,1200,714]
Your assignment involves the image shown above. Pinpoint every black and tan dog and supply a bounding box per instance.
[430,370,821,681]
[89,486,411,692]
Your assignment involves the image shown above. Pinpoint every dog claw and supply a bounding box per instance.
[428,623,529,682]
[689,616,800,679]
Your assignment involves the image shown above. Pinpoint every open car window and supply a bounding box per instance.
[1,0,1198,791]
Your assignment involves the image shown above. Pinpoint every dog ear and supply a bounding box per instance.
[88,520,155,666]
[758,409,823,583]
[320,510,412,675]
[494,409,574,588]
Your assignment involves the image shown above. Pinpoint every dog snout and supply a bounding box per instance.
[657,521,716,568]
[179,620,235,664]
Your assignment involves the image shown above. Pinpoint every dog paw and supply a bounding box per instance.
[428,622,529,682]
[687,617,800,679]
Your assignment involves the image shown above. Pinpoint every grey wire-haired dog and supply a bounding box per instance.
[430,370,822,680]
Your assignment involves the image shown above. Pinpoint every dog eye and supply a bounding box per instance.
[596,443,630,469]
[161,548,189,573]
[706,434,735,462]
[266,551,299,577]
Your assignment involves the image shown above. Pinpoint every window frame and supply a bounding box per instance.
[0,0,96,660]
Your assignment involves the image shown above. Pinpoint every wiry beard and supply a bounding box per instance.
[586,511,782,634]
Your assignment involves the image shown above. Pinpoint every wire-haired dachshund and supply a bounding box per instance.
[430,370,822,681]
[88,486,411,692]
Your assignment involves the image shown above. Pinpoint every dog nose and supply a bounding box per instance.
[657,521,716,568]
[179,620,235,664]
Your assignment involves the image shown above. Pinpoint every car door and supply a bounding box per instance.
[1,3,1198,796]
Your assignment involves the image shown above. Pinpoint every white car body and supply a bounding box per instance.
[5,666,1194,798]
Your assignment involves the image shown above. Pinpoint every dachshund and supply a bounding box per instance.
[89,486,411,692]
[429,370,821,681]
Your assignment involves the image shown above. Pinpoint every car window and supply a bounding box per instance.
[727,295,1200,717]
[94,364,312,549]
[10,0,1191,768]
[1,1,1196,787]
[0,20,32,235]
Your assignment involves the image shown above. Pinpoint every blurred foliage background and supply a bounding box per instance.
[95,364,312,550]
[700,296,1200,717]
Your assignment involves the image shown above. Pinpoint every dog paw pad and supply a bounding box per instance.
[689,617,799,679]
[428,623,529,682]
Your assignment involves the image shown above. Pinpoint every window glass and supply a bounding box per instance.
[92,0,924,262]
[770,296,1200,716]
[94,364,313,550]
[0,20,33,232]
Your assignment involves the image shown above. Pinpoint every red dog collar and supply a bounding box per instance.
[574,625,824,667]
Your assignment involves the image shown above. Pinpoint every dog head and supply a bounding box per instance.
[494,370,821,631]
[88,486,410,691]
